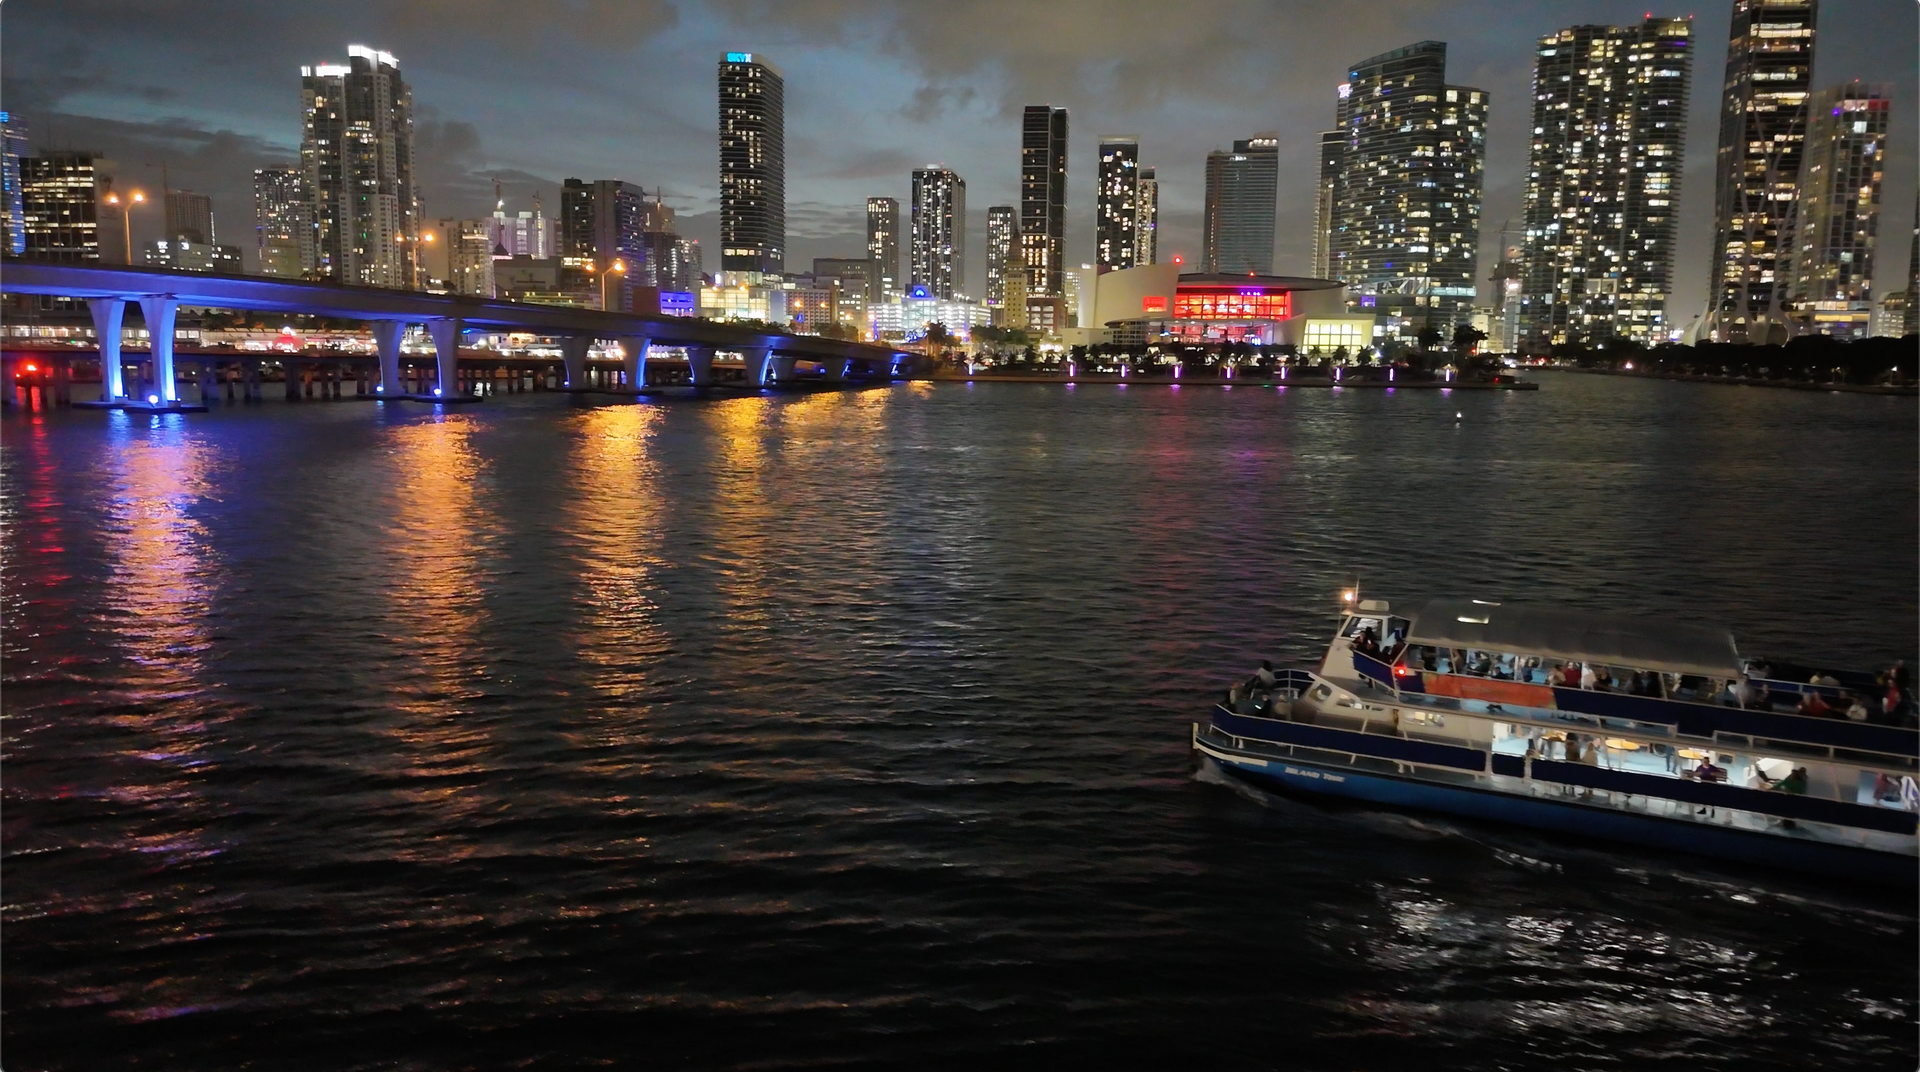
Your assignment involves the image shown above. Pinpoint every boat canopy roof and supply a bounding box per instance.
[1402,599,1743,678]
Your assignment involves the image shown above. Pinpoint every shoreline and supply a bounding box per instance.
[1545,366,1916,396]
[918,372,1537,390]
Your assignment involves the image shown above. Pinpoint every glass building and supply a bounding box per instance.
[300,45,418,289]
[3,112,28,256]
[719,52,785,275]
[1707,0,1816,342]
[1328,41,1487,334]
[1789,82,1889,339]
[1202,136,1278,275]
[1519,16,1693,348]
[20,152,102,263]
[910,168,965,300]
[986,205,1018,310]
[1096,137,1139,272]
[1135,167,1159,266]
[1021,105,1068,297]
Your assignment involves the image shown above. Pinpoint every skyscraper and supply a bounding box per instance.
[1519,16,1692,348]
[166,189,214,245]
[1707,0,1817,341]
[301,45,418,289]
[1312,130,1344,278]
[1789,83,1889,338]
[560,178,648,310]
[986,205,1018,309]
[1020,105,1068,296]
[718,52,785,275]
[1332,41,1487,331]
[1202,136,1278,275]
[910,167,965,300]
[2,112,26,256]
[1135,167,1159,266]
[254,166,314,278]
[1096,137,1138,272]
[866,196,899,293]
[20,152,103,263]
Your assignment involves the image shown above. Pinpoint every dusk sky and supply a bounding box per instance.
[6,0,1914,322]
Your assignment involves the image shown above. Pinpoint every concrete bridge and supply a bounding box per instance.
[0,260,910,409]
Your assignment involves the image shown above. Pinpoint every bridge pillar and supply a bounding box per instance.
[771,356,796,384]
[88,298,127,401]
[560,336,592,390]
[137,295,179,403]
[826,358,850,383]
[372,321,406,397]
[746,347,775,386]
[620,336,651,391]
[427,318,463,398]
[686,346,715,387]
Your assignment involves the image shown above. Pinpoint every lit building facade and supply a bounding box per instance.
[20,152,103,263]
[1202,136,1278,275]
[1519,16,1692,349]
[1021,105,1068,296]
[869,286,990,341]
[910,167,965,300]
[420,218,492,296]
[986,206,1017,310]
[1788,82,1888,339]
[141,237,242,274]
[812,257,876,303]
[253,166,314,278]
[166,189,214,245]
[719,52,785,275]
[1312,130,1343,278]
[1,111,24,256]
[560,178,648,311]
[1707,0,1817,342]
[1087,264,1376,350]
[1136,167,1159,266]
[1330,42,1486,335]
[488,190,552,260]
[866,196,899,294]
[301,45,419,289]
[1096,136,1139,272]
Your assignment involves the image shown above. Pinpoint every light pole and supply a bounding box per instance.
[592,258,626,311]
[103,190,147,265]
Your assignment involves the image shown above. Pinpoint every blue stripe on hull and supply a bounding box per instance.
[1206,750,1916,887]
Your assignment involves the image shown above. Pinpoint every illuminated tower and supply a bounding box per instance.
[1789,82,1889,338]
[1202,135,1278,275]
[719,52,785,275]
[1707,0,1816,341]
[301,45,418,288]
[866,196,899,293]
[253,166,315,277]
[986,205,1018,308]
[1135,167,1159,265]
[1021,105,1067,296]
[1096,136,1138,272]
[910,167,965,299]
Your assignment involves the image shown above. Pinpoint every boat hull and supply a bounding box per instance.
[1195,734,1917,887]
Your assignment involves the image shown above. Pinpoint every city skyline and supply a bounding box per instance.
[1,1,1914,316]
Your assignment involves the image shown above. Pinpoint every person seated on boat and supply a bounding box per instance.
[1353,627,1381,656]
[1690,758,1728,784]
[1579,663,1598,690]
[1845,696,1871,722]
[1757,766,1808,795]
[1810,671,1840,688]
[1797,690,1833,719]
[1591,666,1615,693]
[1467,650,1492,677]
[1250,660,1277,691]
[1729,675,1756,709]
[1492,653,1516,681]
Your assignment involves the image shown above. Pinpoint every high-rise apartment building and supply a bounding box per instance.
[166,189,214,245]
[910,167,965,300]
[2,112,27,256]
[253,166,314,278]
[1312,130,1344,278]
[986,205,1018,309]
[1202,136,1278,275]
[301,45,418,289]
[419,218,492,296]
[866,196,899,293]
[718,52,785,275]
[1788,83,1889,338]
[1136,167,1159,266]
[1096,137,1139,272]
[1707,0,1817,341]
[813,256,876,303]
[1518,17,1692,348]
[1020,105,1068,296]
[1329,41,1487,331]
[1908,193,1919,336]
[20,152,104,263]
[560,178,649,310]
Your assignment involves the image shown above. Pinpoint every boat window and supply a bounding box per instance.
[1385,616,1411,646]
[1399,644,1438,672]
[1858,770,1918,809]
[1312,684,1333,702]
[1342,616,1384,640]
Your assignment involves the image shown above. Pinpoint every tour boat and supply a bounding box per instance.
[1193,594,1919,885]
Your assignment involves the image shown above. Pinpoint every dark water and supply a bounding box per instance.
[3,373,1915,1071]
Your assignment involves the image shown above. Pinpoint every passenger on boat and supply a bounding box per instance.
[1251,660,1277,691]
[1579,663,1598,690]
[1798,690,1833,718]
[1730,676,1757,709]
[1353,628,1381,656]
[1689,758,1728,784]
[1758,766,1809,795]
[1846,697,1871,722]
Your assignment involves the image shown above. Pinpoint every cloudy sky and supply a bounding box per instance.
[5,0,1914,318]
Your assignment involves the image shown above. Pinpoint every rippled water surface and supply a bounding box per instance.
[4,373,1916,1071]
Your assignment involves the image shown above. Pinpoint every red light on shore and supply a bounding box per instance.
[20,362,36,373]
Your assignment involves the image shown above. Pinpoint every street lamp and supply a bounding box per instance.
[103,190,147,264]
[592,258,626,311]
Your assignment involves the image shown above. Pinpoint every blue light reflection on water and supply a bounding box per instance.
[1,373,1914,1070]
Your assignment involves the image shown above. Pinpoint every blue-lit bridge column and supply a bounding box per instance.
[746,347,775,386]
[137,295,179,404]
[826,358,851,383]
[620,336,650,391]
[372,320,406,397]
[686,346,714,387]
[88,298,127,401]
[771,356,796,383]
[560,336,592,389]
[427,318,462,398]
